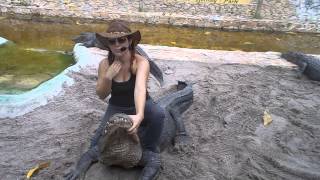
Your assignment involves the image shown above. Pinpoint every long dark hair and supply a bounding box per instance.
[107,36,136,67]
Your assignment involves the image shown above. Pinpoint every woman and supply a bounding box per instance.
[93,20,164,179]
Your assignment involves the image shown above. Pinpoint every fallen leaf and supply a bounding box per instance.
[285,32,297,35]
[170,41,176,45]
[276,38,281,41]
[204,31,211,35]
[243,41,254,45]
[263,110,272,126]
[230,48,242,51]
[27,162,50,179]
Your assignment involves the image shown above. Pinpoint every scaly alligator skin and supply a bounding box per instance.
[72,32,163,85]
[98,113,142,168]
[281,52,320,81]
[65,81,193,180]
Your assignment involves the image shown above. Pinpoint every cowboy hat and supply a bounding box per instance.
[96,20,141,48]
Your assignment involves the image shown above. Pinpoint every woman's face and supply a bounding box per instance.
[107,36,132,57]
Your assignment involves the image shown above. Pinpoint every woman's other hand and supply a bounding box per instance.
[105,60,121,80]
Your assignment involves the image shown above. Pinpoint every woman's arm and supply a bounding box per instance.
[128,55,150,133]
[96,59,121,99]
[134,55,150,118]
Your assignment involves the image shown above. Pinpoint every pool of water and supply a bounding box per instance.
[0,45,73,94]
[0,17,319,94]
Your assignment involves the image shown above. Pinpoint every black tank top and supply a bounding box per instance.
[109,74,150,107]
[109,74,136,107]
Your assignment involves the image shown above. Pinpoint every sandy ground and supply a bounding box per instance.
[0,48,320,180]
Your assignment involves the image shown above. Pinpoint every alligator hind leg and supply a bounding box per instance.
[169,108,193,153]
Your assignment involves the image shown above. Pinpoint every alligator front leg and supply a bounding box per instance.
[297,62,307,79]
[65,147,99,180]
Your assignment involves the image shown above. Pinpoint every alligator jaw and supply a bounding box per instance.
[103,114,132,135]
[98,113,142,168]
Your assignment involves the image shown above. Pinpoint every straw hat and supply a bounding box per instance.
[96,20,141,48]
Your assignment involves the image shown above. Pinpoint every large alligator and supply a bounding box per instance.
[281,52,320,81]
[72,32,163,85]
[65,81,193,180]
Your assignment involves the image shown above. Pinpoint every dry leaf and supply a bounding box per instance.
[170,41,176,45]
[27,162,50,179]
[230,48,242,51]
[285,32,297,35]
[204,31,211,35]
[263,110,272,126]
[243,41,254,45]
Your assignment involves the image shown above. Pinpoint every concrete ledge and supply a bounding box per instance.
[140,44,296,67]
[0,37,9,46]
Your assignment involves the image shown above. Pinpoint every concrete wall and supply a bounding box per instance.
[0,0,319,33]
[289,0,320,22]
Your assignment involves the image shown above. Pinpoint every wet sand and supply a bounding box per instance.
[0,46,319,180]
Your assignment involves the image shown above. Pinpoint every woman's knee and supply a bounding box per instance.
[150,106,165,126]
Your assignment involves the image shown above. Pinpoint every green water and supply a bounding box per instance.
[0,17,320,94]
[0,45,73,94]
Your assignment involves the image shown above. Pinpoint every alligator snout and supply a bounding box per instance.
[103,113,133,135]
[98,113,142,168]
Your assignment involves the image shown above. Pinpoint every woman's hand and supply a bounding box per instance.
[128,114,143,134]
[105,61,121,80]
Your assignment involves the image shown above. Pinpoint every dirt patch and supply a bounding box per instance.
[0,60,319,180]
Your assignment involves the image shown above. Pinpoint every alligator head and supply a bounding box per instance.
[72,32,107,50]
[281,52,304,64]
[97,113,142,169]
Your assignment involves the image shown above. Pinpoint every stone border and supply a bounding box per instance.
[140,44,296,67]
[1,9,319,33]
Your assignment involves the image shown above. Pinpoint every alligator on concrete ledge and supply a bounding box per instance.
[281,52,320,81]
[72,32,163,85]
[65,81,194,180]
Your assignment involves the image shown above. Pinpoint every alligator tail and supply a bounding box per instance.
[136,45,164,86]
[157,81,193,114]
